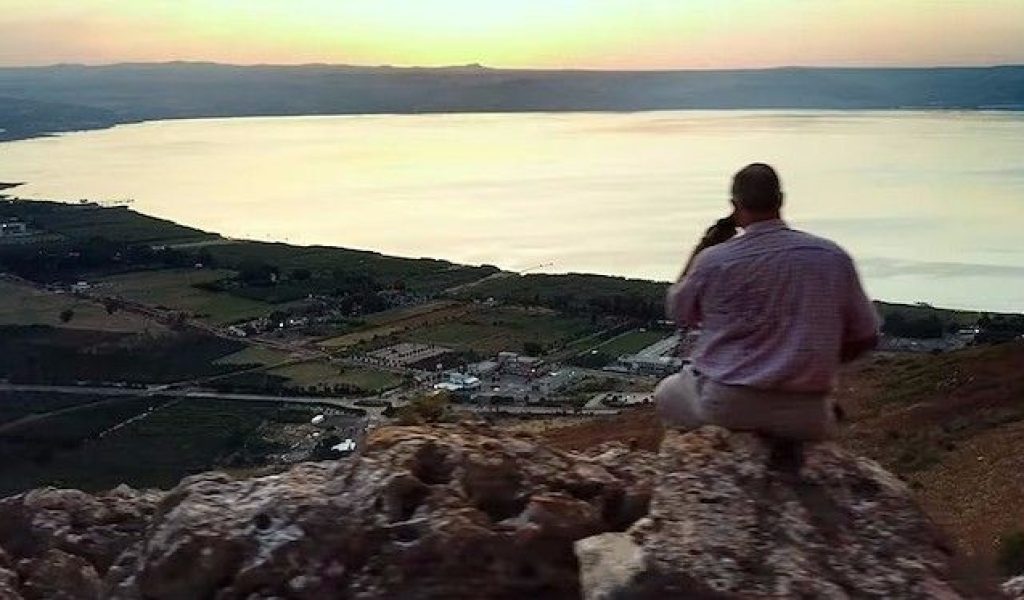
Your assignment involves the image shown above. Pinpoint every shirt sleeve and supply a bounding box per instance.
[666,262,708,327]
[842,256,881,342]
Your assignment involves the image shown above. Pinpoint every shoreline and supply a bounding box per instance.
[2,195,1018,318]
[3,105,1024,145]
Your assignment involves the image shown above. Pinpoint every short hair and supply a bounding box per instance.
[731,163,783,212]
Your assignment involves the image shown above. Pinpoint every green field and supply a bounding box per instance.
[214,346,294,367]
[404,306,598,355]
[590,329,668,358]
[268,362,403,393]
[95,268,273,325]
[0,392,110,426]
[0,325,245,384]
[0,280,161,333]
[0,396,353,494]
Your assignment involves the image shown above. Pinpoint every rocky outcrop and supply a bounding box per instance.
[0,485,160,599]
[1005,576,1024,599]
[575,428,967,599]
[0,423,978,599]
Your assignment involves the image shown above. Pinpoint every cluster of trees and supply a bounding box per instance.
[458,274,666,321]
[977,315,1024,345]
[881,313,948,339]
[0,236,206,281]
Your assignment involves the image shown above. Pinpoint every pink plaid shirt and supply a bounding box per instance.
[667,219,880,393]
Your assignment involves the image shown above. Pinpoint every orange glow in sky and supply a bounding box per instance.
[2,0,1023,69]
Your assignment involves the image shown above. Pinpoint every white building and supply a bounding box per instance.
[0,221,27,237]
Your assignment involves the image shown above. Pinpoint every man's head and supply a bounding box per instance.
[730,163,783,227]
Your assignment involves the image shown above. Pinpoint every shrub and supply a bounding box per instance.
[997,531,1024,576]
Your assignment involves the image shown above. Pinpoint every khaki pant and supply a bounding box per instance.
[654,365,837,441]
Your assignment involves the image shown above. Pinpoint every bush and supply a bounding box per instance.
[998,531,1024,576]
[395,391,452,425]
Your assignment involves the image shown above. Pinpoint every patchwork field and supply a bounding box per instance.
[403,306,598,355]
[0,394,353,494]
[214,346,294,367]
[267,362,404,393]
[0,326,245,384]
[0,280,161,333]
[588,328,668,358]
[319,301,474,350]
[94,268,272,325]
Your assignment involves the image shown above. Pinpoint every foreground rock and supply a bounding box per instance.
[0,423,654,599]
[576,427,967,599]
[0,423,978,598]
[1005,576,1024,599]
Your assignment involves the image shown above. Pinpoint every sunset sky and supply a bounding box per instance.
[2,0,1024,69]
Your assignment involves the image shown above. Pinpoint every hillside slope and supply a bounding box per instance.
[835,341,1024,567]
[539,341,1024,576]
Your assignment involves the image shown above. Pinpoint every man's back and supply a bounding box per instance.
[667,219,879,393]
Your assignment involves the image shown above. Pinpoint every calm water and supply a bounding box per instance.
[3,111,1023,312]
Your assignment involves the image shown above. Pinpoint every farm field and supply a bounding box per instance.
[0,391,110,426]
[589,329,668,358]
[403,306,598,355]
[0,280,161,333]
[0,395,352,495]
[268,361,404,393]
[94,268,272,325]
[214,345,294,367]
[318,301,474,350]
[0,326,245,384]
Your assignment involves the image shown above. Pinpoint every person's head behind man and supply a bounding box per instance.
[731,163,783,227]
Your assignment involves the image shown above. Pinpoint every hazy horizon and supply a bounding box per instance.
[5,61,1024,72]
[4,1,1024,69]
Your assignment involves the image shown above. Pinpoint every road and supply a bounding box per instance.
[0,383,388,425]
[459,404,621,417]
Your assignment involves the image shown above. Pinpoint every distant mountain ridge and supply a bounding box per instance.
[1,62,1023,140]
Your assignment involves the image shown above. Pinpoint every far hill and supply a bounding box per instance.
[1,63,1023,140]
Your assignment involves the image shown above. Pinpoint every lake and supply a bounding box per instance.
[3,110,1023,312]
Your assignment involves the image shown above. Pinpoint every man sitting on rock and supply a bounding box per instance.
[655,163,880,441]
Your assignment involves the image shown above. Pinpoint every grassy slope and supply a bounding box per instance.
[538,341,1024,575]
[835,342,1024,565]
[94,268,272,325]
[0,280,162,333]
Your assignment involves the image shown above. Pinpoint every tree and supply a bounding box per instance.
[395,391,452,425]
[291,268,312,281]
[238,260,279,286]
[59,308,74,323]
[196,248,216,268]
[998,531,1024,576]
[103,298,123,315]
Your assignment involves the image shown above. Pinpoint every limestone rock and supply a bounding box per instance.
[1005,575,1024,599]
[106,423,656,599]
[0,423,980,598]
[575,532,645,600]
[0,484,160,599]
[576,426,968,599]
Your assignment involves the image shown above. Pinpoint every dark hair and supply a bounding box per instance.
[732,163,783,212]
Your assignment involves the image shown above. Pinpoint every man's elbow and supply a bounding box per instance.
[840,334,878,363]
